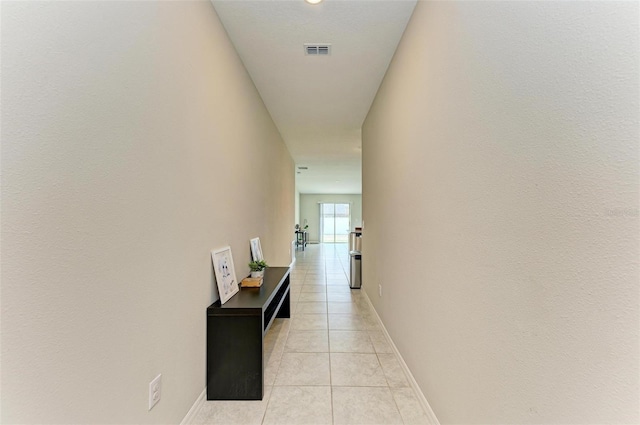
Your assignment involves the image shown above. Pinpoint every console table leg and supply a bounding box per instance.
[207,315,263,400]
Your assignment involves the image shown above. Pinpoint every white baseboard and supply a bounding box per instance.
[180,388,206,425]
[362,291,440,425]
[290,240,296,268]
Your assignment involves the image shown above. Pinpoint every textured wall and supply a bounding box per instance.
[363,1,639,423]
[1,1,293,423]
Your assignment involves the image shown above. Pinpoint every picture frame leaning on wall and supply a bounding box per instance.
[250,237,263,262]
[211,246,239,305]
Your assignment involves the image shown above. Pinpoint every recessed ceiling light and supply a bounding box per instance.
[305,0,323,4]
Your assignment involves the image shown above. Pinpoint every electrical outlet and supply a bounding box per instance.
[149,374,162,410]
[379,283,382,297]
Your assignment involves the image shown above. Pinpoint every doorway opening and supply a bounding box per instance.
[320,203,350,243]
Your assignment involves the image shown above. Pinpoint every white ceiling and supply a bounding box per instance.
[211,0,416,194]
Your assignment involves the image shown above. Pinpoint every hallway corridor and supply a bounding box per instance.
[193,244,429,424]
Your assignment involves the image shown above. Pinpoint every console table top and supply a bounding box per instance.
[207,266,290,313]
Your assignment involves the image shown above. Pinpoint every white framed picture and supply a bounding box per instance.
[211,246,239,304]
[250,237,263,262]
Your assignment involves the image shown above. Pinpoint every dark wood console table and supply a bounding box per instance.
[295,230,307,250]
[206,266,290,400]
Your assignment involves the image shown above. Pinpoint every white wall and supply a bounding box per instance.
[363,1,639,423]
[1,2,294,424]
[299,194,362,243]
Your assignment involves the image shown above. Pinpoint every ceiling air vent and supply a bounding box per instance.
[304,44,331,56]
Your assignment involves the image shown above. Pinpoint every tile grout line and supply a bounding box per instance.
[261,313,292,424]
[326,256,337,425]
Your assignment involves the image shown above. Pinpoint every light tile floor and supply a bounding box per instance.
[194,244,429,425]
